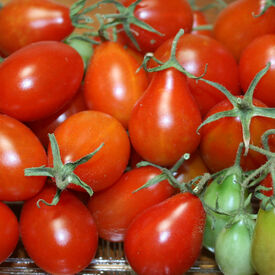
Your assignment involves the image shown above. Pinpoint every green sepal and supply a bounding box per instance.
[252,0,275,17]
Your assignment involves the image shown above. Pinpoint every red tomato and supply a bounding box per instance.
[191,11,212,37]
[48,110,130,192]
[28,87,87,147]
[239,34,275,107]
[128,68,201,167]
[213,0,275,60]
[0,41,84,122]
[0,0,73,56]
[120,0,193,53]
[0,114,47,201]
[260,174,273,197]
[0,202,19,264]
[87,166,175,242]
[20,185,98,275]
[124,192,206,275]
[199,97,275,172]
[84,41,148,128]
[152,33,240,116]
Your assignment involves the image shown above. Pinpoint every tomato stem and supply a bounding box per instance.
[253,0,275,17]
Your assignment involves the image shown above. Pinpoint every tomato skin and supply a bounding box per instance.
[28,88,87,148]
[252,207,275,275]
[20,185,98,275]
[239,34,275,107]
[199,97,275,172]
[191,11,212,37]
[213,0,275,60]
[0,114,47,201]
[84,42,148,128]
[0,202,19,264]
[0,41,84,122]
[121,0,193,53]
[0,0,73,56]
[129,68,201,167]
[124,192,205,275]
[260,174,273,197]
[48,110,130,192]
[87,166,175,242]
[152,34,240,116]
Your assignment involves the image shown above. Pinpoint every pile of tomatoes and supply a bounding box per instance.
[0,0,275,274]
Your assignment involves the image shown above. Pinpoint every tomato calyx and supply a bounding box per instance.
[24,134,104,207]
[253,0,275,17]
[139,28,207,79]
[198,62,275,155]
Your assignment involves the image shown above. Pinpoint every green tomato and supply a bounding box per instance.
[203,173,247,252]
[215,217,255,275]
[252,207,275,275]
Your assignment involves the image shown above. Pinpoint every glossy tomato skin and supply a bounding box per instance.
[124,192,206,275]
[28,87,87,147]
[199,97,275,172]
[84,41,148,128]
[0,202,19,264]
[239,34,275,107]
[152,34,240,116]
[191,11,212,37]
[48,111,130,192]
[213,0,275,60]
[0,41,84,122]
[0,0,73,56]
[0,114,47,201]
[121,0,193,53]
[252,207,275,275]
[129,68,201,167]
[20,185,98,275]
[87,166,175,242]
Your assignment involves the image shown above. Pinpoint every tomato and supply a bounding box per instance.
[239,34,275,107]
[152,33,240,116]
[260,174,273,197]
[0,0,73,56]
[20,185,98,275]
[48,110,130,192]
[191,11,212,37]
[87,166,175,242]
[84,41,148,128]
[124,192,205,275]
[213,0,275,60]
[28,87,87,148]
[128,68,201,167]
[215,216,255,275]
[0,202,19,264]
[0,41,84,122]
[199,97,275,172]
[0,114,47,201]
[252,207,275,275]
[120,0,193,53]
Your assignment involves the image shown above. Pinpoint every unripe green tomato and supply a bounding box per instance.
[215,217,255,275]
[252,207,275,275]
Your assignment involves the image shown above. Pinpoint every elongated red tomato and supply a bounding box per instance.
[0,114,47,201]
[0,0,74,56]
[0,41,84,122]
[129,68,201,167]
[152,34,240,116]
[84,41,148,128]
[88,166,175,242]
[49,111,130,192]
[213,0,275,60]
[0,202,19,264]
[124,192,206,275]
[20,185,98,275]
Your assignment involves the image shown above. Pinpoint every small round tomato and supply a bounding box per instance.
[0,0,74,56]
[124,192,205,275]
[0,202,19,264]
[48,110,130,192]
[20,185,98,275]
[88,166,175,242]
[0,114,47,201]
[0,41,84,122]
[84,41,148,128]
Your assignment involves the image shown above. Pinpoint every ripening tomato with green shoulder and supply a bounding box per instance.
[0,0,74,56]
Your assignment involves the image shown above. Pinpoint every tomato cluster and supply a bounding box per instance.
[0,0,275,274]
